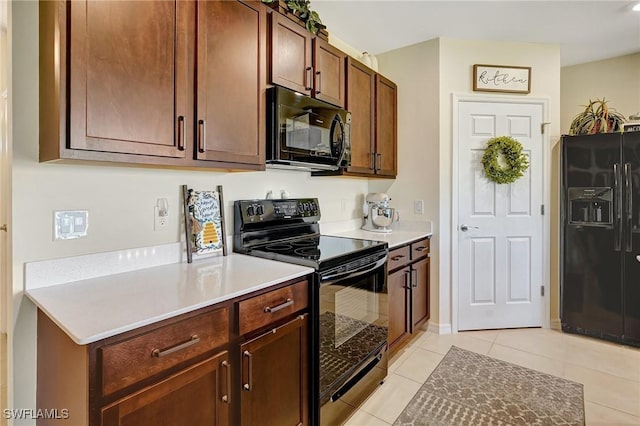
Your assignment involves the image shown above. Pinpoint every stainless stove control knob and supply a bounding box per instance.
[310,201,318,212]
[256,205,264,216]
[246,206,255,217]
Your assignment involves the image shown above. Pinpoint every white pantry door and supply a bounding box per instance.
[457,100,543,330]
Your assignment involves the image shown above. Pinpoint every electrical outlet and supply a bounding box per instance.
[413,200,424,215]
[154,198,169,231]
[54,210,89,240]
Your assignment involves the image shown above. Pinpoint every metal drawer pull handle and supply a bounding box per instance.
[414,246,428,252]
[264,298,293,313]
[151,335,200,358]
[198,119,206,153]
[243,350,253,391]
[391,255,406,261]
[316,71,322,94]
[222,360,231,403]
[305,67,313,91]
[404,270,412,290]
[412,269,418,288]
[177,115,185,151]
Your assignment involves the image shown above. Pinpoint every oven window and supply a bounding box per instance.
[319,267,387,402]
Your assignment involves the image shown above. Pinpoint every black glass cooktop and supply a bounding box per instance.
[247,235,386,269]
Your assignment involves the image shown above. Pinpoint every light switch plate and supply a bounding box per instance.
[54,210,89,240]
[413,200,424,215]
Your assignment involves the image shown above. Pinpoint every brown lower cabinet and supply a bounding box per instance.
[240,315,309,426]
[387,266,411,349]
[387,238,431,355]
[36,277,309,426]
[101,352,230,426]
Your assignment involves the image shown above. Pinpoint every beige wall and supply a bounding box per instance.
[377,37,561,331]
[374,39,441,325]
[10,2,369,414]
[561,53,640,133]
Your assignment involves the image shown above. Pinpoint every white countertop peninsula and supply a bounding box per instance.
[26,248,313,345]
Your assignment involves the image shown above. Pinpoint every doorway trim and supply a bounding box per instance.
[451,94,551,333]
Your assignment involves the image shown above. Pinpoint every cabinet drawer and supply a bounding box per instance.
[238,279,308,336]
[388,245,411,270]
[411,239,430,260]
[100,307,229,396]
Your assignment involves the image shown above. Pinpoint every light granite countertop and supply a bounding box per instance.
[26,253,313,345]
[26,220,432,346]
[324,221,432,248]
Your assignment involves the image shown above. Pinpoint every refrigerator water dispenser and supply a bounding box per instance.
[568,187,613,225]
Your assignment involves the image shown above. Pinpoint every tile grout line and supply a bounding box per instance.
[585,400,640,421]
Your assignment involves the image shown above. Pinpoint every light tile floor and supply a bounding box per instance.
[343,328,640,425]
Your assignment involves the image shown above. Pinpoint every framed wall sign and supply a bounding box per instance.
[473,64,531,94]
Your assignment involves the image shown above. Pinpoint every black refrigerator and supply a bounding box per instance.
[562,132,640,346]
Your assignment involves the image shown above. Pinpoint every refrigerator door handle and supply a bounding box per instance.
[614,163,622,251]
[625,163,633,252]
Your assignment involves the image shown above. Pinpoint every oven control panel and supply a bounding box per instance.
[235,198,320,223]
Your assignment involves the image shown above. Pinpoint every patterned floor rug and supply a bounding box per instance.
[393,346,585,426]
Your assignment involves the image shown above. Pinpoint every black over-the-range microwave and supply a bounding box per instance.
[267,86,351,172]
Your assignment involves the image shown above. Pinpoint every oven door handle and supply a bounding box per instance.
[319,255,387,283]
[330,345,386,402]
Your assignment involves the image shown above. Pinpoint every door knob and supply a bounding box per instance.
[460,224,479,232]
[0,224,6,232]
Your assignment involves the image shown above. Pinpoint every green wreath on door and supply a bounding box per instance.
[481,136,529,184]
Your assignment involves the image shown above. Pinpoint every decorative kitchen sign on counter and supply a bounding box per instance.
[182,185,227,263]
[473,64,531,94]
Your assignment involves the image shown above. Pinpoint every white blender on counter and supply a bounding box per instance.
[362,193,399,233]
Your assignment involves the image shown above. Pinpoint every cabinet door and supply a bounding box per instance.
[69,1,192,157]
[196,0,266,166]
[270,13,312,94]
[313,38,346,108]
[101,352,230,426]
[375,74,398,177]
[411,258,430,330]
[240,314,308,426]
[346,57,375,175]
[388,267,411,350]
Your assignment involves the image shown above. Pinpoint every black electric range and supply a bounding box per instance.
[233,198,389,426]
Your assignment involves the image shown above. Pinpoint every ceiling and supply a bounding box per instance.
[313,1,640,66]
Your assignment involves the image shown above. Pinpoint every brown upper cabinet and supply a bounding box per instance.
[40,0,266,170]
[375,74,398,177]
[345,58,376,175]
[68,0,191,159]
[312,38,346,108]
[269,13,345,108]
[344,58,398,177]
[196,0,266,166]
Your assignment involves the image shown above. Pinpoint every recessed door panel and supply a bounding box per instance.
[472,115,495,136]
[508,115,531,137]
[471,238,496,304]
[508,151,532,216]
[473,150,496,216]
[507,237,531,303]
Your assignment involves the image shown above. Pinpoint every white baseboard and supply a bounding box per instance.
[427,321,452,335]
[550,318,562,330]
